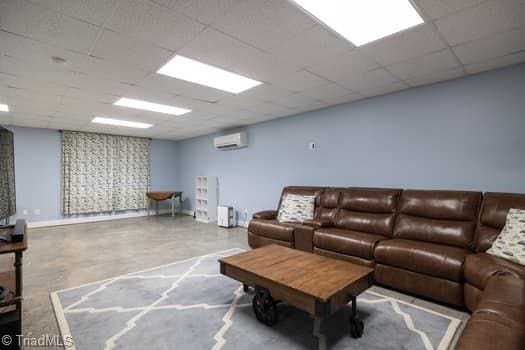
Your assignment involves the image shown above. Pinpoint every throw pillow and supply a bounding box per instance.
[277,194,315,223]
[486,208,525,266]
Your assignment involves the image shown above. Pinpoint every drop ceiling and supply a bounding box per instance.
[0,0,524,140]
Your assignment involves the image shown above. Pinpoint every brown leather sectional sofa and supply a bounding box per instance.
[248,186,525,350]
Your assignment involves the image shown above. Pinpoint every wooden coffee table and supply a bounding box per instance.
[219,245,374,348]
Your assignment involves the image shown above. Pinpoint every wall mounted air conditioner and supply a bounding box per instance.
[214,132,248,150]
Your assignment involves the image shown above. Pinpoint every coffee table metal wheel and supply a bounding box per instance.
[252,287,278,326]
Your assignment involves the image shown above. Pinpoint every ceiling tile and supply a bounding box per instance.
[218,83,294,107]
[0,115,13,125]
[317,93,364,106]
[105,0,204,51]
[415,0,485,20]
[0,0,100,53]
[405,67,466,87]
[138,74,232,103]
[336,68,400,91]
[69,72,136,97]
[63,86,120,104]
[90,29,174,73]
[0,53,77,86]
[453,28,525,65]
[29,0,118,26]
[465,51,525,74]
[123,82,186,104]
[151,0,240,25]
[1,73,54,91]
[0,31,150,85]
[435,0,525,46]
[358,81,410,98]
[299,83,352,101]
[308,50,379,83]
[0,30,85,69]
[210,0,316,50]
[388,49,460,80]
[268,25,353,68]
[270,70,332,92]
[69,54,149,83]
[362,24,446,65]
[177,27,297,83]
[271,92,323,109]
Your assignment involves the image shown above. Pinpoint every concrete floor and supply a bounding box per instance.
[18,215,468,349]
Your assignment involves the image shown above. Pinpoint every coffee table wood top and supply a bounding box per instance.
[220,245,373,303]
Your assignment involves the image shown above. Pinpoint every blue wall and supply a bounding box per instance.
[4,126,178,222]
[176,64,525,221]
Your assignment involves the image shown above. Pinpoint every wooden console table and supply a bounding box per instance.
[146,191,183,218]
[0,223,27,347]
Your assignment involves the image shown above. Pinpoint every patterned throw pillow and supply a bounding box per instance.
[277,194,315,223]
[486,208,525,266]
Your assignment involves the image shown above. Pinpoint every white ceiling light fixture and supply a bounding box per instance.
[92,117,153,129]
[0,103,9,112]
[289,0,424,46]
[114,97,191,116]
[157,55,262,94]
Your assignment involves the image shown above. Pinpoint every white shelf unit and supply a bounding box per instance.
[195,176,218,223]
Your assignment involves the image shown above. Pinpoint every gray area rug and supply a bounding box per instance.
[51,248,461,350]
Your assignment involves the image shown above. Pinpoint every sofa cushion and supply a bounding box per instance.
[247,232,293,249]
[317,188,343,222]
[476,192,525,252]
[464,253,525,290]
[314,228,386,260]
[374,239,469,282]
[394,190,481,249]
[334,188,401,237]
[486,208,525,265]
[247,219,297,242]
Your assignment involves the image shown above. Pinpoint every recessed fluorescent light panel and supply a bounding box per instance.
[157,55,262,94]
[92,117,152,129]
[114,97,191,116]
[0,103,9,112]
[290,0,424,46]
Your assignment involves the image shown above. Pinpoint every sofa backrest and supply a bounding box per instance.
[279,186,325,216]
[475,192,525,252]
[317,187,343,221]
[394,190,482,249]
[334,188,402,237]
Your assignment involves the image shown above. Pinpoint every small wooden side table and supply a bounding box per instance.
[0,222,27,348]
[146,191,183,218]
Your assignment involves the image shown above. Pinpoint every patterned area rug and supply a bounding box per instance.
[51,248,462,350]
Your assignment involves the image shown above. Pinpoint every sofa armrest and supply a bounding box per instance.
[294,225,315,253]
[252,210,278,220]
[303,219,334,228]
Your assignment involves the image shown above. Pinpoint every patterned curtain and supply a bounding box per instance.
[0,128,16,220]
[62,131,150,215]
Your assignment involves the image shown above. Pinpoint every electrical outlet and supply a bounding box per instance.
[23,209,28,216]
[34,209,41,215]
[244,209,248,221]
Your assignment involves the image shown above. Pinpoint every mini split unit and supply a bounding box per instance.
[214,132,248,150]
